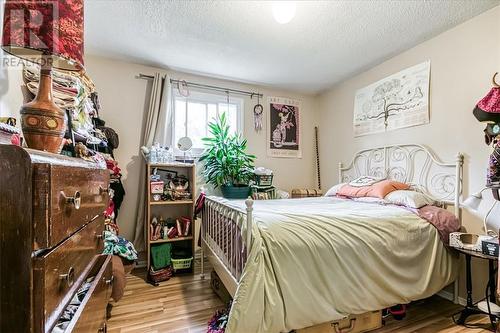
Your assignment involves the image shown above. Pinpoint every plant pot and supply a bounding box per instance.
[221,185,251,199]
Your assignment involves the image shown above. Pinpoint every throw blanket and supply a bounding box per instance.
[217,197,458,333]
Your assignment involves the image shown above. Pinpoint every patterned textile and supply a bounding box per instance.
[103,231,138,261]
[473,87,500,123]
[2,0,84,70]
[478,87,500,113]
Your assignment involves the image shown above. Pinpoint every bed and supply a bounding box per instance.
[200,144,464,333]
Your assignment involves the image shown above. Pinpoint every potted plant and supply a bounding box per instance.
[199,113,255,199]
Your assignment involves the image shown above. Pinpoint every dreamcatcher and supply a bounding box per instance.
[253,93,263,132]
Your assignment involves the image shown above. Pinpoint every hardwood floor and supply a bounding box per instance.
[108,257,493,333]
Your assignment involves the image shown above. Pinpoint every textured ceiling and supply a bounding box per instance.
[85,0,499,94]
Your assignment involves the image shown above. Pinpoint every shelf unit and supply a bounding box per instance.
[145,161,196,275]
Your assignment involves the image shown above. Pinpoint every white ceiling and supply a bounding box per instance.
[85,0,499,94]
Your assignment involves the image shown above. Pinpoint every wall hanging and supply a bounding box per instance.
[253,93,263,132]
[353,61,430,137]
[267,96,301,158]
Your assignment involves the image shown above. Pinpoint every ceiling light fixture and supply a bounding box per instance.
[272,2,296,24]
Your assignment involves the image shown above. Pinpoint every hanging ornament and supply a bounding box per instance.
[253,93,263,132]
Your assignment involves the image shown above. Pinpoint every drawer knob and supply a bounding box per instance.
[62,191,81,210]
[104,275,114,286]
[98,323,107,333]
[59,266,75,288]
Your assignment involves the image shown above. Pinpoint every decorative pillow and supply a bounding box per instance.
[348,176,385,187]
[324,183,347,197]
[384,190,436,209]
[337,179,409,199]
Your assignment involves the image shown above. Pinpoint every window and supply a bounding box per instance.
[173,90,243,156]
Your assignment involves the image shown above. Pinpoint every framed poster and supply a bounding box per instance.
[267,96,301,158]
[353,61,430,137]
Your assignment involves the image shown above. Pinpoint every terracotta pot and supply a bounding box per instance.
[20,68,66,153]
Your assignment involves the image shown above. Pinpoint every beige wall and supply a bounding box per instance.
[317,6,500,299]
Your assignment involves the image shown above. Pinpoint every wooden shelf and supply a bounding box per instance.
[150,236,193,244]
[149,200,193,206]
[146,161,196,276]
[148,162,195,168]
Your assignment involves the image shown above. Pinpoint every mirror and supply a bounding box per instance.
[177,136,193,152]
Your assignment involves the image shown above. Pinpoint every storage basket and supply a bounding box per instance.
[254,174,273,187]
[148,266,173,284]
[151,243,171,270]
[291,188,323,198]
[171,257,193,270]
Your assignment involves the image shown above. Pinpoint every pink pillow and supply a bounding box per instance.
[337,180,409,199]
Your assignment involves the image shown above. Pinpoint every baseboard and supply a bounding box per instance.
[437,290,467,306]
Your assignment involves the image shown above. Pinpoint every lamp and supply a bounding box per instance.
[462,188,500,236]
[462,188,487,212]
[1,0,84,153]
[272,2,296,24]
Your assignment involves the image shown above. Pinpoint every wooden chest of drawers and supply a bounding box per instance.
[0,145,111,333]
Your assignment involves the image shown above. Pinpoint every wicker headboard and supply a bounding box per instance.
[338,144,464,210]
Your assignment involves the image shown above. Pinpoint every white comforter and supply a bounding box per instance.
[219,197,458,333]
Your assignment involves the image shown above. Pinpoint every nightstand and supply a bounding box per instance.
[454,248,498,328]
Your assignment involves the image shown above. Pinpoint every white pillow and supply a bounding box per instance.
[384,190,436,209]
[324,183,347,197]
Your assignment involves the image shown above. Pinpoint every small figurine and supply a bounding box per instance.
[168,175,191,200]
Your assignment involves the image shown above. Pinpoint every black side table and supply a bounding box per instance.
[454,248,498,326]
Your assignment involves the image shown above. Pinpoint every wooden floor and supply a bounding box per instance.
[108,257,493,333]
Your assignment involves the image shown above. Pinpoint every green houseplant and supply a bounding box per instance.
[199,113,255,199]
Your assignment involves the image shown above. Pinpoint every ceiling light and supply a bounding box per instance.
[272,2,296,24]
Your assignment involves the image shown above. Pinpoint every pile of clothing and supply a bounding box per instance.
[22,65,119,156]
[51,277,95,333]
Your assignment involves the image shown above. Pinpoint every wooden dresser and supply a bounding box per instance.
[0,145,112,333]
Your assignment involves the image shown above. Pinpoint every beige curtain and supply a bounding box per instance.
[132,73,172,251]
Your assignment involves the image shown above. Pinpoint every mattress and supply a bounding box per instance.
[216,196,458,333]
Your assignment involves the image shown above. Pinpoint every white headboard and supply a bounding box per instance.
[338,144,464,211]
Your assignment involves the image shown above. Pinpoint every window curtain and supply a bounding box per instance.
[132,73,173,251]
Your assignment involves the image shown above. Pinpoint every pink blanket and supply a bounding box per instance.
[415,205,460,245]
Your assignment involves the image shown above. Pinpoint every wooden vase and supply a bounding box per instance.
[20,67,66,153]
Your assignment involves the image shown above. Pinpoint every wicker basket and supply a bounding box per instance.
[254,174,273,187]
[171,257,193,270]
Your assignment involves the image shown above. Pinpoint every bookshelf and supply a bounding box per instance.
[145,161,196,276]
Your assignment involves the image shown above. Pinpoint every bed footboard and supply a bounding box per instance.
[201,197,253,296]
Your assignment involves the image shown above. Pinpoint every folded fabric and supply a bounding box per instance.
[337,179,409,199]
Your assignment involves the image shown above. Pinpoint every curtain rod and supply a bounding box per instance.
[136,73,155,80]
[170,79,263,98]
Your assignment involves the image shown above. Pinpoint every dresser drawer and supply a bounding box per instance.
[33,217,105,332]
[33,164,109,249]
[65,255,112,333]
